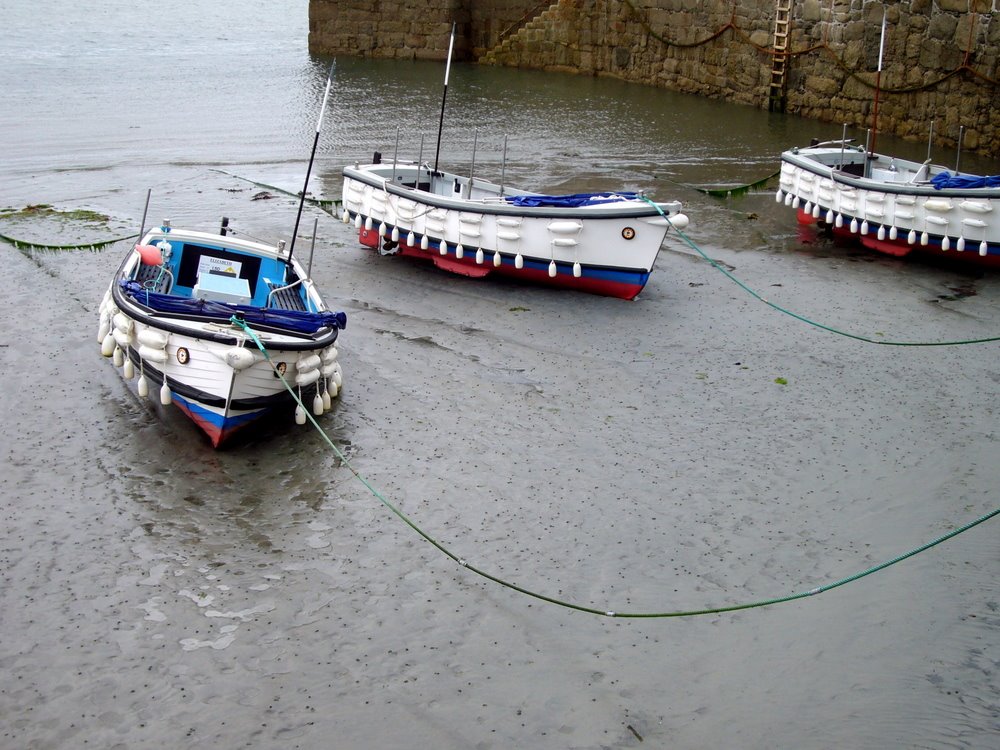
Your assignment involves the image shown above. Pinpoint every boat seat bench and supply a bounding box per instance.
[267,281,308,311]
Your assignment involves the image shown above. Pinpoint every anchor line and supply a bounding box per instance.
[231,315,1000,619]
[642,197,1000,347]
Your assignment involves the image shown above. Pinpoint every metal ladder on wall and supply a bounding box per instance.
[769,0,792,112]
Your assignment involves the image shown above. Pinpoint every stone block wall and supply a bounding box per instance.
[308,0,546,61]
[309,0,1000,155]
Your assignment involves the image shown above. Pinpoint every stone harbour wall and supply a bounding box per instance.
[309,0,1000,156]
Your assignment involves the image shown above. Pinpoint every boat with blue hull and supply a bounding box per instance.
[98,221,346,447]
[778,140,1000,267]
[341,160,688,300]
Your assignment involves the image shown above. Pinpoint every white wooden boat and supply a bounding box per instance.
[340,159,688,300]
[97,220,346,447]
[778,140,1000,266]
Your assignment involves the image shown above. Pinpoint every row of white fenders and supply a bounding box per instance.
[343,179,590,278]
[97,287,344,422]
[777,165,993,255]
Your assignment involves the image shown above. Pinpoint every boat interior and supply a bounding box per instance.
[129,234,310,312]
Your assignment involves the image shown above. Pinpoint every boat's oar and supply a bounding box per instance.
[288,61,335,264]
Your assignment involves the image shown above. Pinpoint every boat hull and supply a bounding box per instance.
[99,226,345,447]
[342,163,687,300]
[779,145,1000,267]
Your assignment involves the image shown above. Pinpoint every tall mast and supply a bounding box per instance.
[433,22,457,174]
[288,61,336,264]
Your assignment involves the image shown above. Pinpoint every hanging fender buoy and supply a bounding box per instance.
[136,244,162,266]
[295,369,321,387]
[514,253,524,269]
[223,347,256,371]
[160,380,172,405]
[138,344,168,363]
[137,328,169,349]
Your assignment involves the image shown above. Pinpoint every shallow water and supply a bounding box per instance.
[1,1,998,748]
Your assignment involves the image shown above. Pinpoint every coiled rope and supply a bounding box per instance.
[230,315,998,619]
[644,197,1000,347]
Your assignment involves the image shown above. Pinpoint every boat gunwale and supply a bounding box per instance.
[343,164,683,220]
[110,282,341,352]
[781,149,1000,199]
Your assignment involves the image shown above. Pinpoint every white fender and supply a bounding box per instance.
[295,369,321,387]
[112,313,134,335]
[548,221,583,235]
[321,346,338,364]
[137,328,169,349]
[112,328,132,349]
[224,347,257,371]
[297,353,322,372]
[138,345,168,363]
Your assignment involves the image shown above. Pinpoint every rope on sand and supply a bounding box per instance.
[233,315,1000,620]
[644,197,1000,347]
[211,168,342,211]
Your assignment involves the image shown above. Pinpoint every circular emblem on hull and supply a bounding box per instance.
[622,227,636,240]
[176,347,190,365]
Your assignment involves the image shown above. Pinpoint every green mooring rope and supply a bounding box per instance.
[644,197,1000,347]
[232,316,999,619]
[0,231,138,251]
[211,169,342,211]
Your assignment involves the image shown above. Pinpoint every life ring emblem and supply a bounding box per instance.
[176,347,190,365]
[622,227,636,240]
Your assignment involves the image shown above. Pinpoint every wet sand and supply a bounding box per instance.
[2,183,998,748]
[1,0,998,745]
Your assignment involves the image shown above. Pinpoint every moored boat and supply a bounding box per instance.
[341,158,688,300]
[778,141,1000,267]
[97,220,346,447]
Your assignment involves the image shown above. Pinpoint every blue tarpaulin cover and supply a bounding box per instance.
[120,280,347,334]
[931,172,1000,190]
[504,192,640,208]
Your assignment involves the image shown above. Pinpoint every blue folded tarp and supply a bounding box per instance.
[120,280,346,334]
[931,172,1000,190]
[505,192,640,208]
